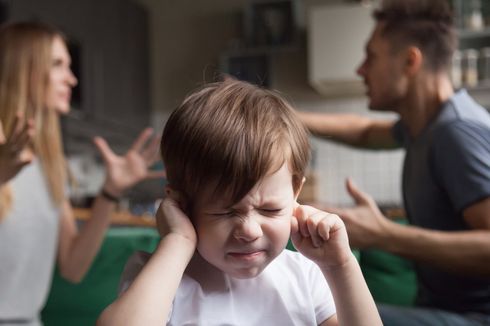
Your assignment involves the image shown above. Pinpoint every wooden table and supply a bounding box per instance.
[73,208,156,227]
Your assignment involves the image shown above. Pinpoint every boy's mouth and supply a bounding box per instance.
[227,250,265,261]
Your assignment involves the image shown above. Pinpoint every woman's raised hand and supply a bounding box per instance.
[0,113,35,185]
[93,127,165,196]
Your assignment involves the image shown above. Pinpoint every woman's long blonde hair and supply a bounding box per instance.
[0,22,67,219]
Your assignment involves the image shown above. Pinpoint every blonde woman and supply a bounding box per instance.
[0,22,163,325]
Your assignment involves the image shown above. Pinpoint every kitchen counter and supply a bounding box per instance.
[73,207,156,227]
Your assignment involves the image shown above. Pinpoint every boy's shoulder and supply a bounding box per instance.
[119,251,151,294]
[267,249,321,279]
[273,249,313,267]
[118,249,324,296]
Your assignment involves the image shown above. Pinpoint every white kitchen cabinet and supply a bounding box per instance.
[307,4,374,97]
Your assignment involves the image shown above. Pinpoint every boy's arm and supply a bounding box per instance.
[97,197,196,326]
[292,205,381,326]
[318,257,379,326]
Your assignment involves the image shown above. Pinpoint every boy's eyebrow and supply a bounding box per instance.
[202,201,234,212]
[259,198,286,205]
[233,199,288,209]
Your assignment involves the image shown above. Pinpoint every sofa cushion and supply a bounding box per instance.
[41,227,160,326]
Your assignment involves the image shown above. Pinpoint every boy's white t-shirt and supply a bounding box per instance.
[120,249,336,326]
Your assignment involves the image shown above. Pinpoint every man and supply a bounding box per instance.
[298,0,490,325]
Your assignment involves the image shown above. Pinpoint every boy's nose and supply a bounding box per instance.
[233,216,263,242]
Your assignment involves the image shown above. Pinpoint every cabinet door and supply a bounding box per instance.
[97,0,150,131]
[308,4,373,97]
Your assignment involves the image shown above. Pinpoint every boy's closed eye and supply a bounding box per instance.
[210,211,235,217]
[258,208,284,215]
[208,207,284,217]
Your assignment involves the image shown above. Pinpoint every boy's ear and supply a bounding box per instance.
[165,185,190,214]
[164,185,178,200]
[294,176,306,201]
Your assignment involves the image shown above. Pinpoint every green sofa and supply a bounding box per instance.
[41,227,160,326]
[42,223,417,325]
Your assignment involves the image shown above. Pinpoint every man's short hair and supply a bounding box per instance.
[161,79,310,213]
[374,0,457,72]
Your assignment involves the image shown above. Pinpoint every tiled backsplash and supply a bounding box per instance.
[297,97,404,208]
[311,138,404,207]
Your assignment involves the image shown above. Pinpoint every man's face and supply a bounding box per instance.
[191,164,295,279]
[356,23,408,112]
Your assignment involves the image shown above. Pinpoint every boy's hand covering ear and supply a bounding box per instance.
[156,189,197,247]
[291,203,352,270]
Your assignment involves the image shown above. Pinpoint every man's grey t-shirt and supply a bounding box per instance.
[0,160,61,325]
[393,89,490,314]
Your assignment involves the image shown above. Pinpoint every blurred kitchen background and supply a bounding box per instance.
[3,0,490,215]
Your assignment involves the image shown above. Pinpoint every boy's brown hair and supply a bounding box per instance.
[374,0,457,73]
[161,79,310,213]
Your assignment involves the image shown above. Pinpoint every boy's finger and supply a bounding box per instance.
[290,215,299,234]
[306,212,325,248]
[290,216,302,248]
[292,201,300,218]
[318,214,338,241]
[294,206,310,238]
[318,220,330,241]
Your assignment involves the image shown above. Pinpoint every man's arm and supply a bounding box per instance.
[296,111,398,149]
[381,197,490,276]
[335,180,490,277]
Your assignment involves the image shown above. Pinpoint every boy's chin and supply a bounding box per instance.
[224,265,268,279]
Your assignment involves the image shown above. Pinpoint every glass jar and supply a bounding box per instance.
[463,48,479,87]
[465,0,484,31]
[451,50,462,89]
[480,47,490,85]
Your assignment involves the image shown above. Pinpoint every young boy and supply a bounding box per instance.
[97,79,381,326]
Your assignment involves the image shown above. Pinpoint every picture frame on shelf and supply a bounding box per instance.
[245,0,298,48]
[220,52,270,87]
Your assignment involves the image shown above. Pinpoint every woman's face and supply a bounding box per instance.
[45,36,77,114]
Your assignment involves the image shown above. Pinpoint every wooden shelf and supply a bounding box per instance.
[459,27,490,40]
[74,207,156,227]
